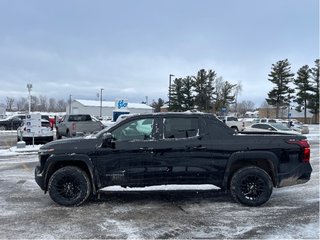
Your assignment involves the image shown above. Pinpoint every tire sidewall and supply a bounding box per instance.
[231,166,273,207]
[48,166,91,206]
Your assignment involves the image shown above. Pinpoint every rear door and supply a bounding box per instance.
[153,116,212,184]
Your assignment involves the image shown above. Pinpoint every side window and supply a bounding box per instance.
[163,117,199,139]
[68,115,75,121]
[255,124,271,130]
[252,124,262,129]
[84,115,92,121]
[111,118,154,141]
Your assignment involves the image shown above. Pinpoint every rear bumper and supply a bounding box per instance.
[21,136,53,144]
[277,163,312,187]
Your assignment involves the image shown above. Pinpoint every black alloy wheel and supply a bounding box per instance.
[48,166,91,206]
[230,166,273,206]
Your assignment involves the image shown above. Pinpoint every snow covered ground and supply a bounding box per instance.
[0,125,318,239]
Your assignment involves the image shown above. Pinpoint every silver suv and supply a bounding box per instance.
[56,114,104,139]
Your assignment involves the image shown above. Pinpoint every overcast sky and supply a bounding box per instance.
[0,0,318,107]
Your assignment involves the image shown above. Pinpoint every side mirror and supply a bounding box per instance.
[102,132,114,148]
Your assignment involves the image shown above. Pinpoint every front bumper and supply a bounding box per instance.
[35,166,46,191]
[277,163,312,187]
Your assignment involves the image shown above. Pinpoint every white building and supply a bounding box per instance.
[67,99,153,119]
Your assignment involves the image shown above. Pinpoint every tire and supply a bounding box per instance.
[231,126,238,133]
[0,125,6,131]
[230,166,273,206]
[48,166,92,206]
[66,129,71,137]
[56,128,62,139]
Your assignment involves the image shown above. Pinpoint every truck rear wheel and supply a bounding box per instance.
[48,166,91,206]
[230,166,273,206]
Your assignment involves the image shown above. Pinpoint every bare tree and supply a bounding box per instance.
[39,95,48,112]
[6,97,15,111]
[48,98,57,112]
[16,97,28,111]
[237,100,255,116]
[56,99,67,112]
[31,96,39,111]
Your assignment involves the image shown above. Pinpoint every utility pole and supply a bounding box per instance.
[169,74,174,107]
[69,95,72,114]
[100,88,104,118]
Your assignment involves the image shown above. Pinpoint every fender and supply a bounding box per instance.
[42,153,99,194]
[222,150,279,189]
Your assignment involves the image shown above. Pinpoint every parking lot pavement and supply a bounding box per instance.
[0,126,319,239]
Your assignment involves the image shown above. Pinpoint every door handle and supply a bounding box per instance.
[192,146,207,150]
[139,147,154,152]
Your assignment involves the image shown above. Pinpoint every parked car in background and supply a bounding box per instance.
[242,123,301,135]
[217,116,245,132]
[0,114,26,130]
[17,119,54,144]
[56,114,105,139]
[41,115,56,129]
[290,120,309,134]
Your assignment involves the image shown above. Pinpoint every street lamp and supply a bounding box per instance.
[69,94,72,114]
[169,74,175,107]
[27,84,32,114]
[100,88,104,118]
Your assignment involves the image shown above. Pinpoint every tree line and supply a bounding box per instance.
[151,59,319,123]
[151,69,245,115]
[5,95,67,112]
[266,59,319,123]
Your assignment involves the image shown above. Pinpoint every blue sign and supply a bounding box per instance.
[116,100,128,109]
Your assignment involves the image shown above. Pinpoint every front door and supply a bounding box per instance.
[92,117,159,187]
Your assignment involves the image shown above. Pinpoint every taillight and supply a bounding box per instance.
[287,139,310,163]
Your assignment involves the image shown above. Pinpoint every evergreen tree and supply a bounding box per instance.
[294,65,312,123]
[214,77,236,113]
[181,76,194,110]
[169,78,185,112]
[266,59,295,118]
[151,98,165,112]
[308,59,320,123]
[220,81,237,109]
[193,69,216,112]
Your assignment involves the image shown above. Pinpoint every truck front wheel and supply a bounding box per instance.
[48,166,91,206]
[230,166,273,206]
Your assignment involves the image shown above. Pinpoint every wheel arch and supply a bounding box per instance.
[222,151,279,190]
[43,154,99,194]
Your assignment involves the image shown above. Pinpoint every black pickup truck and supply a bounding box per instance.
[35,112,312,206]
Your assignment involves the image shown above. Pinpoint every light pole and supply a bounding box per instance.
[27,84,32,114]
[69,94,72,114]
[100,88,104,118]
[169,74,175,107]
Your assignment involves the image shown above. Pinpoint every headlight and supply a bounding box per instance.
[38,148,55,155]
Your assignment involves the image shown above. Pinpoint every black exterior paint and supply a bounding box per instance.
[35,112,312,194]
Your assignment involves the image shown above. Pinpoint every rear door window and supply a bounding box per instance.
[163,117,199,139]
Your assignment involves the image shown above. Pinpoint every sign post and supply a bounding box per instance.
[25,114,41,147]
